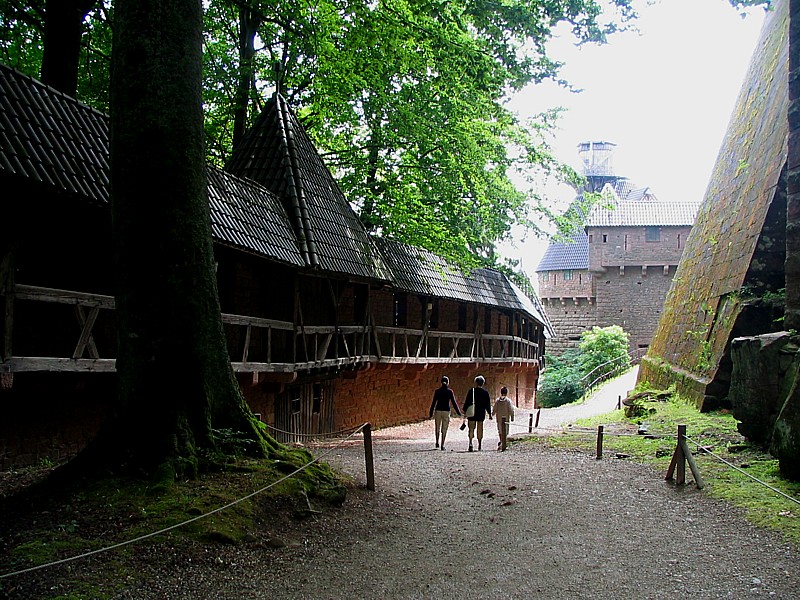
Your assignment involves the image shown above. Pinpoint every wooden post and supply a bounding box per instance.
[679,438,705,490]
[535,408,541,429]
[363,423,375,491]
[617,395,621,410]
[500,417,508,451]
[528,412,533,433]
[596,425,604,459]
[666,424,687,485]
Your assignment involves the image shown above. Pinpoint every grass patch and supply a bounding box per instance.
[519,389,800,546]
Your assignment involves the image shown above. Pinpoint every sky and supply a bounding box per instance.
[501,0,769,279]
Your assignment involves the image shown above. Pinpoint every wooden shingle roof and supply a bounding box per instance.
[375,238,552,334]
[0,62,305,268]
[0,64,109,205]
[226,94,392,283]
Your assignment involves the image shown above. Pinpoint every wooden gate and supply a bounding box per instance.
[274,379,336,443]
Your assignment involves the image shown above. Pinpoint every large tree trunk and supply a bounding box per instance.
[40,0,96,96]
[77,0,264,478]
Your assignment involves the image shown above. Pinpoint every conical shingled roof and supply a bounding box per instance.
[226,94,393,283]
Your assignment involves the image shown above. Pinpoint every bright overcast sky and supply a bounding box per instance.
[503,0,768,277]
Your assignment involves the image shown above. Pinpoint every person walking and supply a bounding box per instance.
[493,386,514,451]
[462,375,492,451]
[429,375,461,451]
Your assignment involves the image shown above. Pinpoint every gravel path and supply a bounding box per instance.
[111,367,799,599]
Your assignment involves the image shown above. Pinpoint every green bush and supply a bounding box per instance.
[538,349,583,407]
[539,326,631,407]
[579,325,630,383]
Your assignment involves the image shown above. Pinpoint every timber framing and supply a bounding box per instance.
[0,283,539,375]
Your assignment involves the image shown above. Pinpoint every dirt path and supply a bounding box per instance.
[112,368,799,599]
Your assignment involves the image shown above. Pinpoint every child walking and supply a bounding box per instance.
[493,386,514,451]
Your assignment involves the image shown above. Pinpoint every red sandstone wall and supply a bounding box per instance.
[332,363,538,432]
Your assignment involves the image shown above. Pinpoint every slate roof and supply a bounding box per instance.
[375,238,553,335]
[535,231,589,272]
[536,177,698,272]
[0,62,307,269]
[226,94,392,283]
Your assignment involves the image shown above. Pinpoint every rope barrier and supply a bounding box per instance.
[684,434,800,507]
[0,423,369,581]
[263,422,365,439]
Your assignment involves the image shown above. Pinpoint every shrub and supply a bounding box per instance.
[578,325,630,383]
[538,349,583,407]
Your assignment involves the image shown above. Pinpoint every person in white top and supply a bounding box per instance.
[493,386,514,451]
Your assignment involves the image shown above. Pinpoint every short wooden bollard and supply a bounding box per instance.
[535,408,541,429]
[528,412,533,433]
[363,423,375,491]
[616,395,622,410]
[596,425,604,459]
[666,424,704,489]
[500,417,508,451]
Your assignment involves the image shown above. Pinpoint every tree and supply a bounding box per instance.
[40,0,97,95]
[578,325,630,382]
[79,0,268,478]
[1,0,635,271]
[201,0,635,268]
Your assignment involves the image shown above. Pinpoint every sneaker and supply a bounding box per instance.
[468,444,474,452]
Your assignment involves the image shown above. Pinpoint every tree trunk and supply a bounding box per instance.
[77,0,264,478]
[232,6,261,151]
[40,0,96,96]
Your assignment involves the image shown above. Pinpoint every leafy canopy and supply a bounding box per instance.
[1,0,640,271]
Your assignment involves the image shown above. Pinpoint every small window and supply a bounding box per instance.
[563,270,573,281]
[393,293,407,327]
[458,304,467,331]
[588,234,593,243]
[484,306,491,334]
[646,226,660,242]
[429,300,439,329]
[312,384,322,414]
[602,234,608,243]
[677,233,682,249]
[541,272,549,282]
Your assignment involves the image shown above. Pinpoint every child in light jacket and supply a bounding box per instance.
[493,386,514,451]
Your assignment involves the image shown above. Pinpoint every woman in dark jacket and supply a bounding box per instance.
[429,375,461,451]
[462,375,492,451]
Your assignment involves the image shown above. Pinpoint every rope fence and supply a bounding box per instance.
[507,415,800,507]
[0,422,376,581]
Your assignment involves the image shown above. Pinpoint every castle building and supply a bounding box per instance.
[536,142,700,356]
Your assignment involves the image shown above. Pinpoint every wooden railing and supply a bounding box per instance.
[1,285,539,374]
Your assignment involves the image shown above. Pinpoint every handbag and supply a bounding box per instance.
[464,388,476,418]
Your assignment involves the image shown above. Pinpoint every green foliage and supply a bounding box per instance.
[578,325,630,381]
[538,349,583,407]
[0,0,639,270]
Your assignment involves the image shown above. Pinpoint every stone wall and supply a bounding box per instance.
[595,264,677,353]
[540,298,596,355]
[639,0,790,408]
